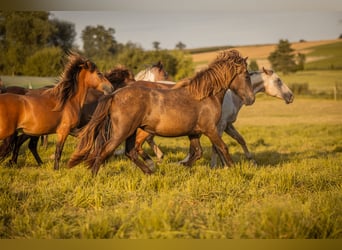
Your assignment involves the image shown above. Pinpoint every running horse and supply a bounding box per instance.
[143,67,294,166]
[0,52,114,170]
[176,67,294,166]
[68,49,255,176]
[2,63,166,166]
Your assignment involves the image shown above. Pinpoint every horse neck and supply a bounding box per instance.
[70,71,89,109]
[250,72,265,95]
[229,73,264,111]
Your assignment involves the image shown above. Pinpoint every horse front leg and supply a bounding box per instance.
[206,130,234,168]
[126,131,154,175]
[145,134,164,160]
[224,124,256,165]
[135,129,156,166]
[54,132,68,170]
[180,134,203,167]
[210,118,227,168]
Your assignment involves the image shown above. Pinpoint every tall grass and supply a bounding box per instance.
[0,98,341,239]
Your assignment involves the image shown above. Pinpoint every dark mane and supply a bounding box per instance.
[105,66,134,90]
[187,49,247,100]
[46,52,95,111]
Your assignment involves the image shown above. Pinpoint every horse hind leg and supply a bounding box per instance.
[126,132,154,175]
[28,136,43,165]
[179,135,203,167]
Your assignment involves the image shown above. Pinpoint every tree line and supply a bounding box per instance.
[0,11,305,79]
[0,11,193,80]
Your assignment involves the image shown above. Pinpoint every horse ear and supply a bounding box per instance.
[263,67,273,75]
[244,57,248,61]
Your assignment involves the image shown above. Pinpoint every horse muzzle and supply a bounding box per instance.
[244,95,255,106]
[284,93,294,104]
[103,84,115,95]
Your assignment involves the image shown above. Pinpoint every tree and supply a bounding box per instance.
[152,41,160,51]
[248,60,259,71]
[48,18,76,51]
[268,39,298,74]
[0,11,53,75]
[23,47,64,76]
[82,25,117,59]
[175,41,186,50]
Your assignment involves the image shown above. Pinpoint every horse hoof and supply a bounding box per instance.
[146,159,156,172]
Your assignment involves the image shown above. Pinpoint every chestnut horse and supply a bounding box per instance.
[2,63,166,166]
[0,85,53,165]
[68,50,255,176]
[0,52,114,170]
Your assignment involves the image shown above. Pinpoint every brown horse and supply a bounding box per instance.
[0,52,114,170]
[4,64,163,166]
[68,49,255,176]
[0,85,54,165]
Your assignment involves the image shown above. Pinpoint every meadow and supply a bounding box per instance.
[0,97,341,239]
[1,40,341,239]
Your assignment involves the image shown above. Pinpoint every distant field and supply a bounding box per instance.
[191,39,342,71]
[0,75,56,89]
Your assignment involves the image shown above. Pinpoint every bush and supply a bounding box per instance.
[22,47,64,77]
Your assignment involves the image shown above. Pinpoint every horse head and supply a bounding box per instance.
[79,60,114,95]
[105,66,135,91]
[261,67,294,104]
[227,52,255,106]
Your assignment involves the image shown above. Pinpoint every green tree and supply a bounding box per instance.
[81,25,117,59]
[170,50,194,81]
[268,39,298,74]
[23,47,64,77]
[248,60,259,71]
[152,41,160,51]
[175,41,186,50]
[0,11,53,75]
[49,18,76,51]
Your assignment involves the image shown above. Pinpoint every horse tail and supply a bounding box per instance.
[68,95,113,168]
[0,133,17,163]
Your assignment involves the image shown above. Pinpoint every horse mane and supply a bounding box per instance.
[186,49,247,100]
[135,61,163,81]
[105,65,135,90]
[46,52,96,111]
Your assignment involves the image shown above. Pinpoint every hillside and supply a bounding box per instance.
[191,39,342,71]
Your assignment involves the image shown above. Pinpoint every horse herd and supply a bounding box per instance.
[0,50,294,176]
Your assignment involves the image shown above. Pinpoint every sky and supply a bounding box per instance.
[48,0,342,50]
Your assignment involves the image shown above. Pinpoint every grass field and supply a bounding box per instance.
[0,97,341,239]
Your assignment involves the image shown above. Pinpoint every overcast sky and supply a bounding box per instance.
[48,0,342,50]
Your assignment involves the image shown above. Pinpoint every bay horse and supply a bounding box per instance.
[142,67,294,165]
[0,85,53,165]
[68,49,255,176]
[2,63,166,166]
[179,67,294,167]
[0,52,114,170]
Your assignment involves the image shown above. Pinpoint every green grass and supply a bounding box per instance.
[0,98,341,239]
[305,41,342,70]
[279,70,342,97]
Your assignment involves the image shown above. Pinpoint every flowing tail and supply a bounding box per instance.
[68,94,113,168]
[0,133,17,163]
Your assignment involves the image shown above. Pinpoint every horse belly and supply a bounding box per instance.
[147,113,197,137]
